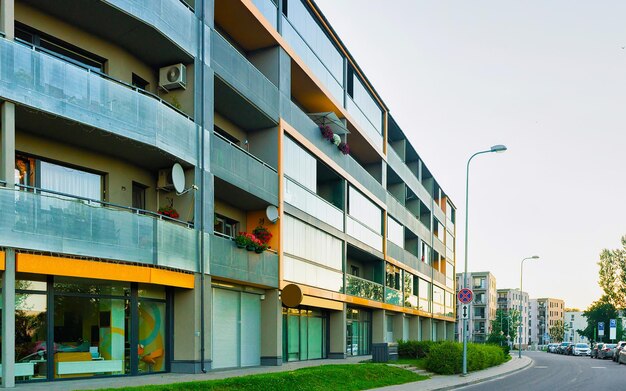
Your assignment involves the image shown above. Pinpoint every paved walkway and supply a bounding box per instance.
[374,354,533,391]
[15,354,532,391]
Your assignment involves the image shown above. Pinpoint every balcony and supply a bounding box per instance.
[281,100,386,202]
[346,215,383,253]
[386,193,432,245]
[386,242,432,278]
[345,274,383,302]
[211,132,279,205]
[284,177,343,231]
[104,0,197,56]
[345,97,383,152]
[386,145,431,205]
[211,29,279,122]
[210,233,278,288]
[433,269,446,286]
[251,0,278,30]
[0,186,198,272]
[385,287,402,306]
[0,37,197,164]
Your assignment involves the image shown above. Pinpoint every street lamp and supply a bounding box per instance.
[519,255,539,358]
[462,144,507,376]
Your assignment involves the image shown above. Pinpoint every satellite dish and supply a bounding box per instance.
[266,205,279,223]
[171,163,185,193]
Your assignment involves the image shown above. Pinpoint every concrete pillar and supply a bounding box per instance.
[1,102,15,187]
[392,313,406,342]
[436,320,446,341]
[2,248,15,388]
[1,0,14,40]
[172,274,211,373]
[408,316,421,341]
[446,321,455,341]
[372,309,386,344]
[329,304,346,359]
[420,317,432,341]
[260,289,282,365]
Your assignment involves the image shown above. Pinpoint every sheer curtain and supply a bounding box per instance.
[40,160,101,200]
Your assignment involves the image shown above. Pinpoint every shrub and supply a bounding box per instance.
[397,340,437,359]
[425,342,506,375]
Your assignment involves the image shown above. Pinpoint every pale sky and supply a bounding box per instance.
[316,0,626,310]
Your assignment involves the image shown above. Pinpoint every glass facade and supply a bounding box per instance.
[282,307,328,362]
[387,215,404,248]
[7,274,168,382]
[346,307,371,356]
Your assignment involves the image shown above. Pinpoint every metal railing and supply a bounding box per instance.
[213,131,277,172]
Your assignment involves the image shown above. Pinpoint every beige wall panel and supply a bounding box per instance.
[214,199,246,228]
[214,112,246,143]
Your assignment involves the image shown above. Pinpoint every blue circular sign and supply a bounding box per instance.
[458,288,473,304]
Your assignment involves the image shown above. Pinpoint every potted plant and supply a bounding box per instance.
[247,234,262,251]
[235,232,249,248]
[252,226,272,245]
[158,205,180,219]
[255,243,269,254]
[319,125,334,142]
[338,141,350,155]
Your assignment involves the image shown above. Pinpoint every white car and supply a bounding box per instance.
[572,343,590,356]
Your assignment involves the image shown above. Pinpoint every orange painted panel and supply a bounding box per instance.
[246,210,280,251]
[0,251,5,270]
[150,268,194,289]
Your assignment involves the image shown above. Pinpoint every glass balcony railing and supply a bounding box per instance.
[281,16,344,104]
[210,233,279,288]
[346,96,383,152]
[0,37,197,165]
[419,297,431,313]
[211,132,279,204]
[346,215,383,252]
[404,293,418,309]
[284,177,344,231]
[385,287,402,306]
[281,100,386,202]
[251,0,278,30]
[345,274,383,302]
[104,0,197,55]
[0,186,198,272]
[211,29,279,121]
[386,242,432,277]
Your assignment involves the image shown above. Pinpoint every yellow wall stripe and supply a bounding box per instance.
[16,253,194,289]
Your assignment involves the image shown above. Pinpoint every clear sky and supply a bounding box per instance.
[316,0,626,310]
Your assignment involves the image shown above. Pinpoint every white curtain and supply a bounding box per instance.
[40,160,101,200]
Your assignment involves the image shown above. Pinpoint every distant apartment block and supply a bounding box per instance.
[456,272,497,343]
[530,298,565,344]
[497,289,530,347]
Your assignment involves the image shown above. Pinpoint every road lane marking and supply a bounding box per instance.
[534,366,548,368]
[591,367,606,369]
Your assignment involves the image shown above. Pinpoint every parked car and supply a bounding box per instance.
[598,343,617,359]
[617,346,626,364]
[591,343,604,358]
[612,341,626,362]
[547,343,559,353]
[572,343,590,356]
[556,342,570,354]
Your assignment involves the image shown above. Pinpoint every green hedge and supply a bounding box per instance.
[397,340,438,359]
[424,342,507,375]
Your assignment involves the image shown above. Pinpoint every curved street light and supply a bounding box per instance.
[519,255,540,358]
[462,144,507,376]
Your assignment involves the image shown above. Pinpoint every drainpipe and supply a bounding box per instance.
[198,0,207,374]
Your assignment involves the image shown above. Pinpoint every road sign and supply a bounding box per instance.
[461,304,470,320]
[610,319,617,340]
[598,321,605,337]
[458,288,473,304]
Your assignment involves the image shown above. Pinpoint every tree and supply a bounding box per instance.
[487,309,518,346]
[597,236,626,308]
[549,320,568,342]
[577,296,623,342]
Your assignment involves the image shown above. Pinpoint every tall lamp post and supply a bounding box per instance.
[519,255,539,358]
[462,144,507,376]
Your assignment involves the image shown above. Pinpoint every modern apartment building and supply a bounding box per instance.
[529,298,565,344]
[456,272,496,343]
[0,0,457,385]
[563,311,588,344]
[497,289,529,347]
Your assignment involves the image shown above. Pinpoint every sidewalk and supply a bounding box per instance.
[16,354,532,391]
[373,354,533,391]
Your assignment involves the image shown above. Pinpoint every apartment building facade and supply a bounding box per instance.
[455,272,496,343]
[529,298,565,344]
[497,289,529,347]
[563,311,588,344]
[0,0,456,385]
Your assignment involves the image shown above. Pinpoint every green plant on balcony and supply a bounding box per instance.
[252,225,272,245]
[346,274,383,301]
[235,232,269,253]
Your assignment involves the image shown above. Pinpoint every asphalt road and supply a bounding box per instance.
[459,351,625,391]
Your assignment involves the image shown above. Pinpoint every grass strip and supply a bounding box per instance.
[90,364,426,391]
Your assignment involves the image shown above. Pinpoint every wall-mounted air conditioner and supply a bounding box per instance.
[159,63,186,91]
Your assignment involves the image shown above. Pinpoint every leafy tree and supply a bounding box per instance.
[597,236,626,308]
[487,309,518,346]
[577,296,623,342]
[549,320,568,342]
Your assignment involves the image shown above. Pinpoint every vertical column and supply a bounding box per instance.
[2,249,16,388]
[408,316,420,341]
[420,317,432,341]
[260,289,282,365]
[328,304,346,359]
[436,320,445,341]
[1,0,14,40]
[392,313,406,342]
[446,321,455,341]
[372,309,386,344]
[1,102,15,187]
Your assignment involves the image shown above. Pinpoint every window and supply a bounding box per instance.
[214,214,238,238]
[132,182,147,210]
[385,263,400,290]
[132,73,149,90]
[350,265,360,277]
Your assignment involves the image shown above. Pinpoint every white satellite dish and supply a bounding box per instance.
[266,205,279,223]
[171,163,185,193]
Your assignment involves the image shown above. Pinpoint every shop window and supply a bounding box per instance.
[138,300,166,373]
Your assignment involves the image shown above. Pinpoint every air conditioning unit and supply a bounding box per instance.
[159,63,186,91]
[157,169,175,190]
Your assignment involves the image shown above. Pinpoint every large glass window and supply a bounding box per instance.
[433,285,444,316]
[282,307,328,362]
[418,278,431,312]
[284,136,317,192]
[15,276,47,381]
[138,300,166,373]
[283,215,343,271]
[346,307,371,356]
[387,215,404,248]
[348,186,382,234]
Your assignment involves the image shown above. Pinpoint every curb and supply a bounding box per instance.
[429,356,534,391]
